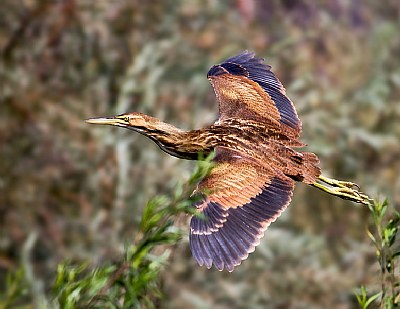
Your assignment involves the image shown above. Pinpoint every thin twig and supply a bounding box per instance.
[98,262,130,296]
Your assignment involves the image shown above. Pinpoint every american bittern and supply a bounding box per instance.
[87,51,371,272]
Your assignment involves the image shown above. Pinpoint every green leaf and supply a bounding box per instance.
[367,230,377,245]
[365,291,382,308]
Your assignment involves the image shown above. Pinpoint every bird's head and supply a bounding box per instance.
[86,112,188,157]
[85,112,162,133]
[85,112,183,138]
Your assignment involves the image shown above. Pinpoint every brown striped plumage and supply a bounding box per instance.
[86,51,322,271]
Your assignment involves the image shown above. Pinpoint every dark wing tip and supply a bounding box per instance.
[207,65,228,78]
[189,176,294,272]
[207,62,249,78]
[190,200,260,272]
[224,50,259,65]
[207,51,256,78]
[222,50,271,74]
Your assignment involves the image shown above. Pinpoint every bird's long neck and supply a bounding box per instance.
[137,116,308,161]
[136,121,217,160]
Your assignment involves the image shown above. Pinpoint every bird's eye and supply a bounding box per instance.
[125,116,130,123]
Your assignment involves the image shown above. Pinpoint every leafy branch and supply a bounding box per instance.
[51,157,212,308]
[355,199,400,308]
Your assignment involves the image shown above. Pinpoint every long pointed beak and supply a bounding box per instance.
[85,117,128,127]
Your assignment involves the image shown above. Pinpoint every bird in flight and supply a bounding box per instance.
[86,51,369,272]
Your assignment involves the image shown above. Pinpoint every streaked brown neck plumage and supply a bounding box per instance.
[85,113,218,160]
[135,122,217,160]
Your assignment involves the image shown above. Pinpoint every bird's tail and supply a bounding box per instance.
[301,152,321,184]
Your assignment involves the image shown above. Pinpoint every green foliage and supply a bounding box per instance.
[0,268,29,309]
[355,286,381,309]
[51,156,212,308]
[355,200,400,308]
[0,156,212,309]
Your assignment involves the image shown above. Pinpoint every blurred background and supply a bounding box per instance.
[1,0,399,307]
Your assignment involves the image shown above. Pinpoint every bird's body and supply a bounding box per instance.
[127,115,318,183]
[87,51,367,272]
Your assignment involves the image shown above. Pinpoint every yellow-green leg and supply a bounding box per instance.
[311,175,373,205]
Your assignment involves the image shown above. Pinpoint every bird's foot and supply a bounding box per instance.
[311,175,372,205]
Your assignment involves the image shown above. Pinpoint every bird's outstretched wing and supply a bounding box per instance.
[189,147,294,272]
[208,51,301,135]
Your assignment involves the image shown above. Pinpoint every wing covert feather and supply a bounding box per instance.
[189,148,294,271]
